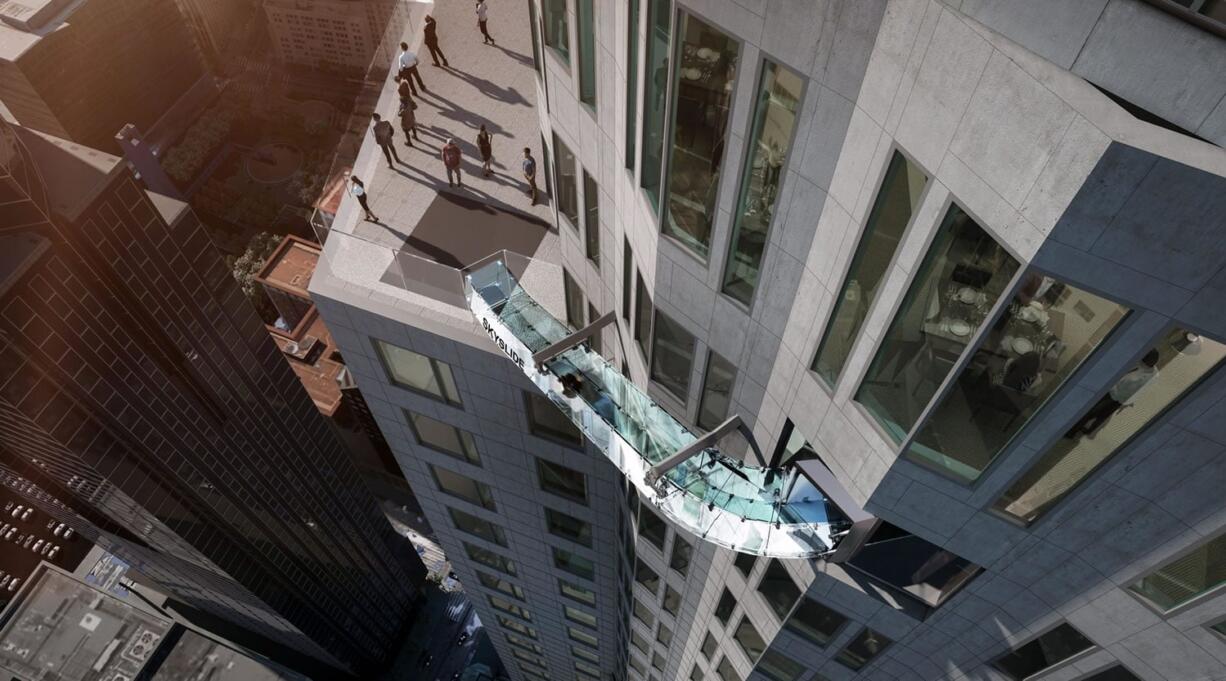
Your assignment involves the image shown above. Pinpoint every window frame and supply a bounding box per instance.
[1125,528,1226,616]
[405,410,481,465]
[374,338,462,406]
[545,507,594,547]
[536,457,589,504]
[429,464,496,510]
[989,621,1096,680]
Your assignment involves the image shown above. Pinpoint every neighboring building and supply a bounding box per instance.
[0,483,92,610]
[0,117,425,679]
[263,0,401,71]
[173,0,261,71]
[311,3,1226,681]
[0,0,214,153]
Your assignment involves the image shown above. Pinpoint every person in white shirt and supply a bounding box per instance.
[476,1,495,45]
[1065,349,1160,438]
[396,41,427,95]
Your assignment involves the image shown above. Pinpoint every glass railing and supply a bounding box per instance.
[463,252,852,557]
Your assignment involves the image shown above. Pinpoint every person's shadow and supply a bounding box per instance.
[448,70,528,106]
[494,45,533,69]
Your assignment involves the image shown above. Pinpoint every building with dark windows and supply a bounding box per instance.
[0,117,425,679]
[308,1,1226,681]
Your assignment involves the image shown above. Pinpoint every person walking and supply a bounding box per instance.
[1065,350,1161,439]
[371,114,401,168]
[400,99,420,148]
[350,177,378,222]
[423,15,449,66]
[476,1,495,45]
[441,138,463,187]
[522,147,538,204]
[476,125,493,177]
[397,42,427,94]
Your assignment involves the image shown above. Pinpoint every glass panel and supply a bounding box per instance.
[733,615,766,662]
[669,537,692,576]
[497,615,537,638]
[722,60,803,304]
[630,655,647,675]
[587,304,602,353]
[508,634,543,653]
[529,0,544,79]
[813,150,928,385]
[632,629,651,654]
[431,465,496,510]
[376,339,461,404]
[635,271,653,357]
[563,268,585,329]
[638,506,667,550]
[478,570,525,600]
[758,650,805,681]
[546,508,593,546]
[578,0,596,106]
[625,0,641,170]
[906,275,1128,482]
[1129,533,1226,612]
[560,579,597,606]
[757,560,801,620]
[565,605,598,627]
[623,238,634,322]
[651,651,665,670]
[715,655,741,681]
[846,522,980,607]
[528,393,585,447]
[784,598,846,648]
[854,204,1021,442]
[697,351,736,431]
[449,507,507,546]
[701,632,717,660]
[408,411,481,465]
[489,595,533,621]
[650,311,696,401]
[661,14,740,259]
[690,663,703,681]
[996,329,1226,524]
[537,458,588,503]
[543,0,569,62]
[1082,666,1142,681]
[714,588,736,625]
[554,132,580,227]
[991,623,1093,680]
[662,585,681,615]
[635,558,660,594]
[464,542,517,576]
[633,598,654,628]
[733,553,756,578]
[584,171,600,265]
[640,0,672,211]
[573,645,600,663]
[657,622,672,646]
[554,547,596,580]
[835,628,893,671]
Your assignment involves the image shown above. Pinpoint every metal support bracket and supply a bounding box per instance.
[531,312,618,365]
[646,415,762,485]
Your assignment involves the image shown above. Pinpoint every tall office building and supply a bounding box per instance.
[263,0,402,71]
[173,0,261,71]
[0,117,425,678]
[310,1,1226,681]
[0,0,213,153]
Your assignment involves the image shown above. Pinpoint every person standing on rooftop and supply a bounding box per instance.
[522,147,537,205]
[371,114,400,168]
[423,15,449,67]
[397,42,427,95]
[400,99,419,148]
[477,125,493,177]
[395,75,414,113]
[350,177,378,222]
[476,1,495,45]
[442,138,463,188]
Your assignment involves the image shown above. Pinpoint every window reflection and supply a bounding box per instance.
[1130,532,1226,612]
[722,60,803,304]
[639,0,672,209]
[855,204,1020,442]
[906,274,1128,482]
[542,0,569,62]
[661,14,740,259]
[553,132,579,228]
[697,351,736,430]
[650,311,696,401]
[578,0,596,106]
[996,329,1226,524]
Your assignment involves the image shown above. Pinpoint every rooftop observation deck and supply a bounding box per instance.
[313,0,859,557]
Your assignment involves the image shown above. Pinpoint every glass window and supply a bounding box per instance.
[464,542,517,576]
[554,132,580,228]
[528,0,544,79]
[991,623,1094,680]
[570,626,599,647]
[996,329,1226,524]
[662,584,681,615]
[625,0,640,171]
[565,604,598,628]
[623,238,634,322]
[722,60,803,304]
[638,505,667,551]
[846,521,980,608]
[784,598,846,648]
[639,0,672,211]
[758,649,805,681]
[854,204,1021,442]
[651,651,665,670]
[650,311,696,401]
[430,465,496,510]
[697,351,736,430]
[1081,666,1142,681]
[715,655,741,681]
[512,648,545,667]
[733,553,756,578]
[660,13,740,259]
[407,411,480,465]
[540,133,553,197]
[1212,620,1226,638]
[449,507,507,546]
[507,634,543,654]
[835,627,893,671]
[757,560,801,620]
[656,622,672,646]
[629,654,647,675]
[669,537,692,576]
[497,615,537,638]
[563,268,585,329]
[733,615,766,663]
[587,304,602,354]
[635,558,660,594]
[554,547,596,580]
[633,597,654,628]
[700,631,717,660]
[714,588,736,626]
[584,171,600,266]
[632,629,651,655]
[813,150,928,385]
[489,595,533,621]
[560,579,597,606]
[477,571,525,600]
[689,663,703,681]
[374,339,462,405]
[578,0,596,106]
[906,274,1128,482]
[526,392,584,448]
[542,0,569,62]
[546,508,593,547]
[573,645,600,664]
[576,660,601,678]
[1129,533,1226,612]
[536,457,588,503]
[635,271,653,357]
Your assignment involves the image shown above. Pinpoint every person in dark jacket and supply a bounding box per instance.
[350,177,378,222]
[400,100,419,147]
[423,15,449,66]
[371,114,400,168]
[476,124,493,177]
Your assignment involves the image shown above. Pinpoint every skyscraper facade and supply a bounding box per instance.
[0,118,425,678]
[310,1,1226,681]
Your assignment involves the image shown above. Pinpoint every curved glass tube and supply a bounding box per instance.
[462,253,851,557]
